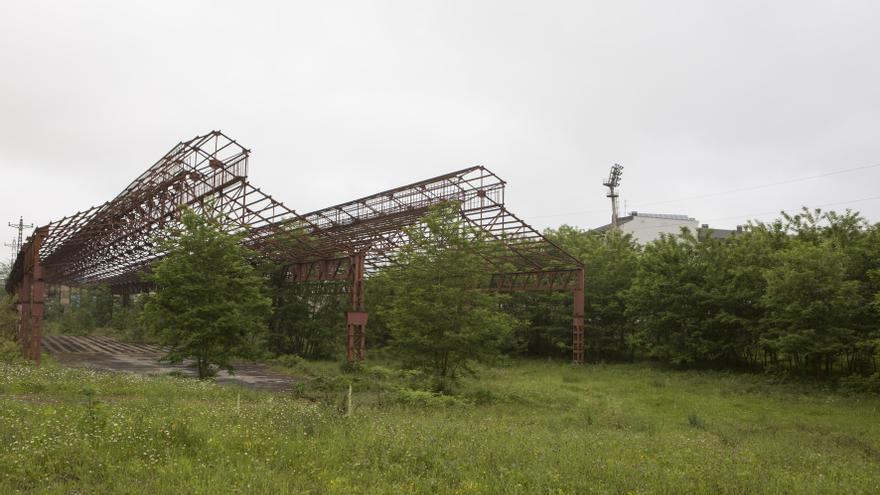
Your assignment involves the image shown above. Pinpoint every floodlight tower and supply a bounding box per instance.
[603,164,624,228]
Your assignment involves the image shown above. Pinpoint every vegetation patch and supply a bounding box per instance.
[2,361,880,493]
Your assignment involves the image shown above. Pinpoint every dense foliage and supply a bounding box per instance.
[3,361,880,493]
[372,205,515,390]
[141,208,271,378]
[0,294,20,362]
[20,205,880,384]
[543,208,880,381]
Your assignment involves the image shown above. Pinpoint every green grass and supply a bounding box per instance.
[1,360,879,494]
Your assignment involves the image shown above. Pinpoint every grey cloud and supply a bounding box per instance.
[1,0,879,251]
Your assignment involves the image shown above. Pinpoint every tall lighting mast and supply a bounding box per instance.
[603,164,624,229]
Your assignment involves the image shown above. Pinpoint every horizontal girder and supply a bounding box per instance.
[7,131,582,293]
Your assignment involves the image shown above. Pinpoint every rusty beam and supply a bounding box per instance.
[5,132,584,364]
[346,252,367,364]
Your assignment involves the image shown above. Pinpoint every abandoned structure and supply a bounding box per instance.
[5,131,585,365]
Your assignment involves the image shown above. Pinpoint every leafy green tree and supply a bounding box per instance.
[697,229,776,368]
[829,217,880,373]
[141,207,271,378]
[550,226,640,361]
[265,288,345,359]
[761,241,863,378]
[110,295,150,343]
[0,293,22,362]
[505,291,571,357]
[521,226,640,361]
[377,204,515,391]
[259,224,344,359]
[623,229,758,367]
[90,284,114,328]
[625,230,709,366]
[623,210,877,374]
[760,208,879,374]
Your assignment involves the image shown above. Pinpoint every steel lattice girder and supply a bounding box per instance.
[7,131,581,292]
[5,131,587,363]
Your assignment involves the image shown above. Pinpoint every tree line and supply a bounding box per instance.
[17,205,880,387]
[527,208,880,380]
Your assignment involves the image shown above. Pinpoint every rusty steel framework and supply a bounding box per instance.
[5,131,585,365]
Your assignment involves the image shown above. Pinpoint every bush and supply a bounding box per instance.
[688,412,706,429]
[460,386,529,406]
[273,354,305,369]
[0,294,25,364]
[391,387,472,408]
[365,365,395,380]
[110,305,150,342]
[837,373,880,394]
[0,338,25,364]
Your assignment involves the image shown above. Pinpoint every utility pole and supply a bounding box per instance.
[6,216,34,264]
[603,164,624,228]
[3,237,16,268]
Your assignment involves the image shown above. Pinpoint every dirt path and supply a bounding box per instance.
[43,335,294,392]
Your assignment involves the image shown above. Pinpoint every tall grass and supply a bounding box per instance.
[1,360,879,493]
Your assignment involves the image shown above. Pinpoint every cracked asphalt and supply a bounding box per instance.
[43,335,294,392]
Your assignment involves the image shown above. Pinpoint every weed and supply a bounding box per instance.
[1,361,880,493]
[688,412,705,429]
[392,387,472,408]
[273,354,304,369]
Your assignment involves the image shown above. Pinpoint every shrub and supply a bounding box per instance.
[688,412,705,429]
[837,373,880,395]
[365,365,395,380]
[273,354,305,369]
[391,387,472,408]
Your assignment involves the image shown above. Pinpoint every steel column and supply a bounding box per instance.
[346,252,368,364]
[15,227,46,365]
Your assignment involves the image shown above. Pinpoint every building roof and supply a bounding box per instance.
[628,212,694,221]
[593,211,696,233]
[697,226,743,240]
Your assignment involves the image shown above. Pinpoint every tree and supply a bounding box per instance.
[695,229,775,368]
[141,207,271,378]
[377,204,515,391]
[265,287,345,359]
[549,226,640,361]
[625,230,708,366]
[518,226,640,361]
[0,293,21,362]
[761,241,862,378]
[0,261,10,283]
[260,225,345,359]
[762,209,879,375]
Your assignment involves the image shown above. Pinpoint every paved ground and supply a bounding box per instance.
[43,335,294,391]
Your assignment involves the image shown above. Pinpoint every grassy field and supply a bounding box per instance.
[1,359,879,494]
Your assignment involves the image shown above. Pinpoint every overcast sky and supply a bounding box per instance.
[2,0,879,253]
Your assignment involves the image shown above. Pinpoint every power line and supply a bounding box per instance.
[533,161,880,221]
[628,162,880,211]
[614,193,880,233]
